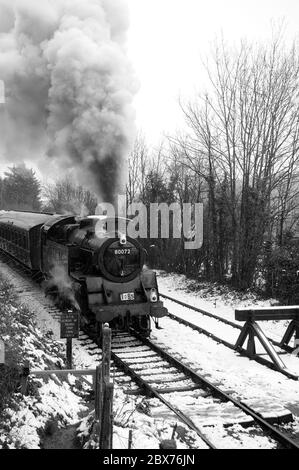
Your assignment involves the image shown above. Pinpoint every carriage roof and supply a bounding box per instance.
[0,211,63,231]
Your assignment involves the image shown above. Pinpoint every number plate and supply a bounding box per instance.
[114,249,131,255]
[120,292,135,301]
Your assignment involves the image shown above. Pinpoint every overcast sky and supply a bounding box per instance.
[127,0,299,145]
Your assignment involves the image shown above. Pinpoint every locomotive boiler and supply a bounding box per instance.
[0,211,167,336]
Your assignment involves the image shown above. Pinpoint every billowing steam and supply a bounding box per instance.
[0,0,138,203]
[44,265,80,311]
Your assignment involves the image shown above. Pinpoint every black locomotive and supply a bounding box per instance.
[0,211,167,335]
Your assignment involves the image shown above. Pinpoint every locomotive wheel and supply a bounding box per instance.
[102,315,151,337]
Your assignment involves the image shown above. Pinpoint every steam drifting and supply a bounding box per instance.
[0,0,138,203]
[45,265,80,311]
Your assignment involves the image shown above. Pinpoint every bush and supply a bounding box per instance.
[0,279,31,412]
[263,239,299,304]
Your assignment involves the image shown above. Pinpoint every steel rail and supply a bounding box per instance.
[160,292,241,328]
[160,293,298,380]
[131,330,299,450]
[110,348,216,449]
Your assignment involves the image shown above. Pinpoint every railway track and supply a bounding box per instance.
[79,328,299,449]
[109,330,299,449]
[160,292,299,380]
[0,252,298,448]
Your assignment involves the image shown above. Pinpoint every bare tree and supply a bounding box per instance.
[174,34,299,288]
[127,131,148,205]
[43,177,98,215]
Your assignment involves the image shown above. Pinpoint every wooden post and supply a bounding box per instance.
[100,380,114,449]
[99,323,113,449]
[66,338,72,369]
[295,322,299,355]
[171,423,177,439]
[94,365,102,448]
[128,430,133,449]
[95,365,100,420]
[102,323,111,381]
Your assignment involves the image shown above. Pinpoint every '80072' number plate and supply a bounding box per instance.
[114,249,131,255]
[120,292,135,301]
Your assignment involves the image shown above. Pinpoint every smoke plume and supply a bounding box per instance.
[0,0,138,203]
[44,264,80,311]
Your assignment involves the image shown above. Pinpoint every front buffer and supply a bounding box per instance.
[87,269,167,328]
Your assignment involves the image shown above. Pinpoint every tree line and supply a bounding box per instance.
[127,35,299,300]
[0,166,98,216]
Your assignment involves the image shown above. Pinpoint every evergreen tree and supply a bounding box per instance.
[1,164,41,211]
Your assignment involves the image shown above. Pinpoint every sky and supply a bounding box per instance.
[127,0,299,146]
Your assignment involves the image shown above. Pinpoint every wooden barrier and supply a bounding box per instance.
[235,306,299,379]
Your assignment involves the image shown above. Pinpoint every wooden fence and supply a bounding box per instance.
[20,323,114,449]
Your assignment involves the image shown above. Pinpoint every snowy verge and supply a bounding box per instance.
[0,278,89,449]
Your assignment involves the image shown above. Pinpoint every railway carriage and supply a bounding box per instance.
[0,210,167,335]
[0,212,52,269]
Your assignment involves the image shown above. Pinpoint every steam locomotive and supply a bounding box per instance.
[0,211,167,336]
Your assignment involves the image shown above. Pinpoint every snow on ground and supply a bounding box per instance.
[160,296,299,375]
[1,261,298,449]
[157,271,287,340]
[0,280,88,449]
[155,271,299,420]
[73,338,207,449]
